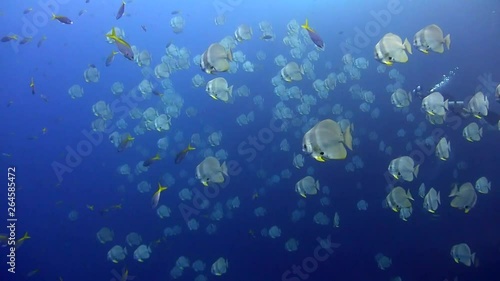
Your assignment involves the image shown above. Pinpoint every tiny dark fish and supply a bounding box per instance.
[175,144,195,164]
[88,64,96,68]
[117,134,134,152]
[105,51,118,67]
[143,154,161,167]
[19,37,32,45]
[116,1,126,20]
[30,78,35,95]
[171,10,181,15]
[261,34,273,40]
[37,36,46,48]
[79,9,87,16]
[141,25,147,32]
[52,14,73,25]
[152,89,163,97]
[23,8,33,15]
[1,35,17,42]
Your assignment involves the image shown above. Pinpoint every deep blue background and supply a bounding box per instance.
[1,0,500,280]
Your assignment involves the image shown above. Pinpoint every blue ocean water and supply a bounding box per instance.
[1,0,500,280]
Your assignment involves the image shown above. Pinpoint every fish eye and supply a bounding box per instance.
[320,151,324,156]
[303,144,307,149]
[388,56,393,61]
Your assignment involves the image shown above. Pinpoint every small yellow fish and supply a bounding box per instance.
[37,35,47,48]
[143,153,161,167]
[152,183,168,208]
[106,27,131,48]
[15,232,31,249]
[120,268,129,281]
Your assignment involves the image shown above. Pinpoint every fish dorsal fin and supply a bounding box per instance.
[406,189,414,201]
[343,125,353,151]
[413,164,420,177]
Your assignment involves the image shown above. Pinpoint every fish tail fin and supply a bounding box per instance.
[51,13,56,20]
[413,164,420,178]
[403,38,412,54]
[301,19,308,28]
[23,232,30,239]
[344,124,353,151]
[444,34,451,50]
[444,99,449,111]
[221,161,228,176]
[437,191,441,204]
[188,144,196,151]
[155,153,161,160]
[227,48,233,61]
[228,85,233,97]
[301,19,313,32]
[107,27,117,40]
[449,185,458,197]
[407,189,414,201]
[479,127,483,137]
